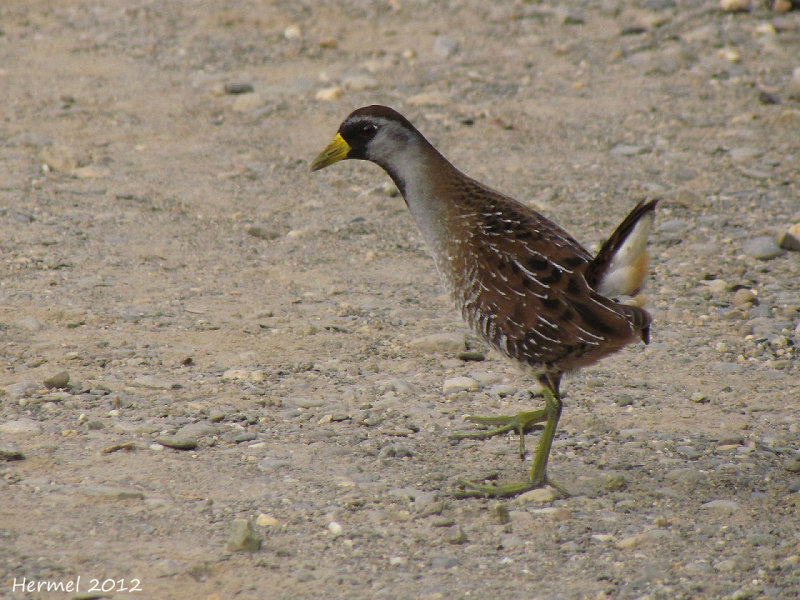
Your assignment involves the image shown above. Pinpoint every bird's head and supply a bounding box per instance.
[310,105,418,171]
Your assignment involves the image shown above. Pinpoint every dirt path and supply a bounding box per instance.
[2,1,799,599]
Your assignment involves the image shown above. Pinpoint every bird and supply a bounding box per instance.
[310,105,658,498]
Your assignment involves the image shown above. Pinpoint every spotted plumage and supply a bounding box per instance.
[311,105,658,497]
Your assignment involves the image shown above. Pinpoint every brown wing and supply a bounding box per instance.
[445,185,646,372]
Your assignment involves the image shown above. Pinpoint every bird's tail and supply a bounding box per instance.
[587,199,659,300]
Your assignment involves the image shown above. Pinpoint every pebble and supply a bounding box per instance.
[315,86,343,101]
[0,449,25,461]
[224,82,254,95]
[787,67,800,101]
[327,521,343,537]
[256,513,280,527]
[16,317,44,332]
[701,499,740,513]
[457,349,485,361]
[732,288,758,306]
[388,555,408,567]
[79,485,145,500]
[342,74,379,91]
[408,333,465,354]
[6,381,38,398]
[514,487,557,504]
[610,144,648,158]
[221,369,266,383]
[741,236,785,260]
[232,93,264,112]
[39,144,77,172]
[226,519,261,553]
[244,224,281,240]
[406,92,450,107]
[615,529,675,550]
[718,0,751,12]
[72,165,112,179]
[283,25,301,40]
[784,455,800,473]
[155,435,198,450]
[132,375,175,390]
[176,421,217,439]
[443,376,481,394]
[706,279,728,294]
[43,370,70,389]
[728,147,762,164]
[487,384,516,398]
[433,36,458,58]
[778,224,800,251]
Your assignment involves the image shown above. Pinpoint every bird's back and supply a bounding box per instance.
[431,172,651,375]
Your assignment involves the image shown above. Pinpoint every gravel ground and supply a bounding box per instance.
[1,1,799,599]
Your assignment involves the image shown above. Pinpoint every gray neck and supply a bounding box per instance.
[373,138,455,254]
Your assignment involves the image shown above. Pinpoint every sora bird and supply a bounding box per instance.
[311,105,657,498]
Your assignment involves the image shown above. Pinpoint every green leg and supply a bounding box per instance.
[455,387,567,499]
[449,409,547,458]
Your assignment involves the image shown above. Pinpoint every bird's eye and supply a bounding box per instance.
[362,123,378,136]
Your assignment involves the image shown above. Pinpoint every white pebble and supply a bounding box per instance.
[327,521,343,536]
[315,86,343,102]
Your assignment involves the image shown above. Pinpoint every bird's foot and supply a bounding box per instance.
[449,409,547,458]
[454,475,569,499]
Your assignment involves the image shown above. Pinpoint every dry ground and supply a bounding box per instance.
[1,1,799,599]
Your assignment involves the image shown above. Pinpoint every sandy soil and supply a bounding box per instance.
[2,1,799,599]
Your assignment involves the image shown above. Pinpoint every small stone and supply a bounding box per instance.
[388,555,408,566]
[0,449,25,461]
[406,92,450,107]
[315,87,343,102]
[226,519,261,553]
[244,224,281,240]
[784,455,800,473]
[443,376,480,394]
[232,93,264,112]
[685,560,713,574]
[256,513,280,527]
[787,67,800,101]
[732,288,758,306]
[457,349,485,361]
[719,0,750,12]
[706,279,728,294]
[155,435,198,450]
[71,165,112,179]
[43,371,70,389]
[742,236,785,260]
[701,499,740,513]
[327,521,343,537]
[176,422,217,439]
[690,391,709,403]
[778,225,800,252]
[728,147,762,164]
[515,487,557,504]
[433,36,458,58]
[6,381,37,399]
[342,74,379,91]
[39,144,77,172]
[224,82,254,95]
[408,333,465,354]
[610,144,648,158]
[16,317,44,332]
[284,25,301,40]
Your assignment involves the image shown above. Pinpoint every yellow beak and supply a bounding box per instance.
[310,133,351,171]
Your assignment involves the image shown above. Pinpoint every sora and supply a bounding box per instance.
[311,105,657,498]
